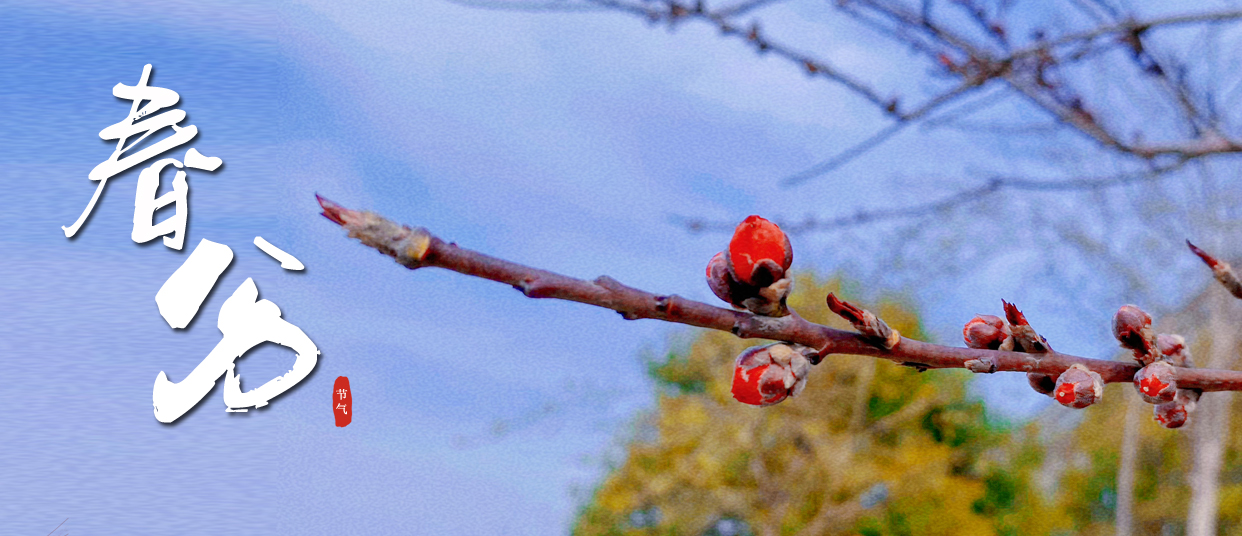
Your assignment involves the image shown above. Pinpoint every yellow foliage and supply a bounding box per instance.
[574,275,1052,536]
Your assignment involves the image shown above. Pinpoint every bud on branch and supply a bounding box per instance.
[317,196,1242,409]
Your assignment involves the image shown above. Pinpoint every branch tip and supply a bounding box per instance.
[316,194,350,226]
[1001,299,1028,326]
[1186,240,1220,268]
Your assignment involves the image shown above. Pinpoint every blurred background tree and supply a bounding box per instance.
[450,1,1242,533]
[575,276,1070,536]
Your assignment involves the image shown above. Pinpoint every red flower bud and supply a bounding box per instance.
[963,315,1011,350]
[1154,390,1200,429]
[1053,364,1103,409]
[1133,361,1177,404]
[1113,305,1157,365]
[731,343,811,407]
[1154,400,1189,428]
[1157,333,1183,358]
[1156,334,1193,367]
[728,216,792,287]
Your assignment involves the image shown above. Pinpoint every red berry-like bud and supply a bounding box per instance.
[731,343,811,407]
[963,315,1011,350]
[1154,398,1190,428]
[728,216,792,287]
[1053,364,1103,409]
[1133,361,1177,404]
[1113,305,1157,365]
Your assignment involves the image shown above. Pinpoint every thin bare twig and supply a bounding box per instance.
[1006,10,1242,61]
[780,82,982,186]
[317,195,1242,392]
[683,159,1188,234]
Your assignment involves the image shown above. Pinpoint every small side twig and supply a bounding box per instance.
[1188,240,1242,299]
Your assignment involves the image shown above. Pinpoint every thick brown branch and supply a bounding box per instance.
[318,195,1242,392]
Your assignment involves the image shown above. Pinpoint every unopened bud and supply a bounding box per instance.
[1133,361,1177,404]
[728,215,792,287]
[731,343,811,407]
[1028,373,1057,396]
[1003,300,1049,353]
[706,251,747,307]
[1156,334,1193,367]
[1153,388,1199,429]
[1188,240,1242,299]
[963,315,1012,350]
[827,293,900,349]
[1113,305,1157,365]
[707,252,791,316]
[1154,400,1189,428]
[1053,364,1103,409]
[741,277,792,317]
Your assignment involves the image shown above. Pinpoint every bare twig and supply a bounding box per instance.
[1006,10,1242,61]
[780,82,980,186]
[683,159,1188,234]
[457,1,1242,191]
[317,195,1242,392]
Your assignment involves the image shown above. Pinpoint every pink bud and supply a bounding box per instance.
[731,343,811,407]
[1154,399,1189,428]
[1113,305,1156,364]
[963,315,1010,350]
[1156,334,1193,367]
[1133,361,1177,404]
[1154,388,1200,428]
[1053,364,1103,409]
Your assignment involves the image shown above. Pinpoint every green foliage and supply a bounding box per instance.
[648,352,710,395]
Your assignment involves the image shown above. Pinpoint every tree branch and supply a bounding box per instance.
[317,195,1242,392]
[682,159,1189,234]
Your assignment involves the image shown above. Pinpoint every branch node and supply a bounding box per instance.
[964,357,998,374]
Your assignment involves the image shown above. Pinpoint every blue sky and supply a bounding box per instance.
[2,0,1235,533]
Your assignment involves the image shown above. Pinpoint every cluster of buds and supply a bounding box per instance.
[1111,305,1201,428]
[731,343,812,406]
[962,302,1071,401]
[706,216,793,316]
